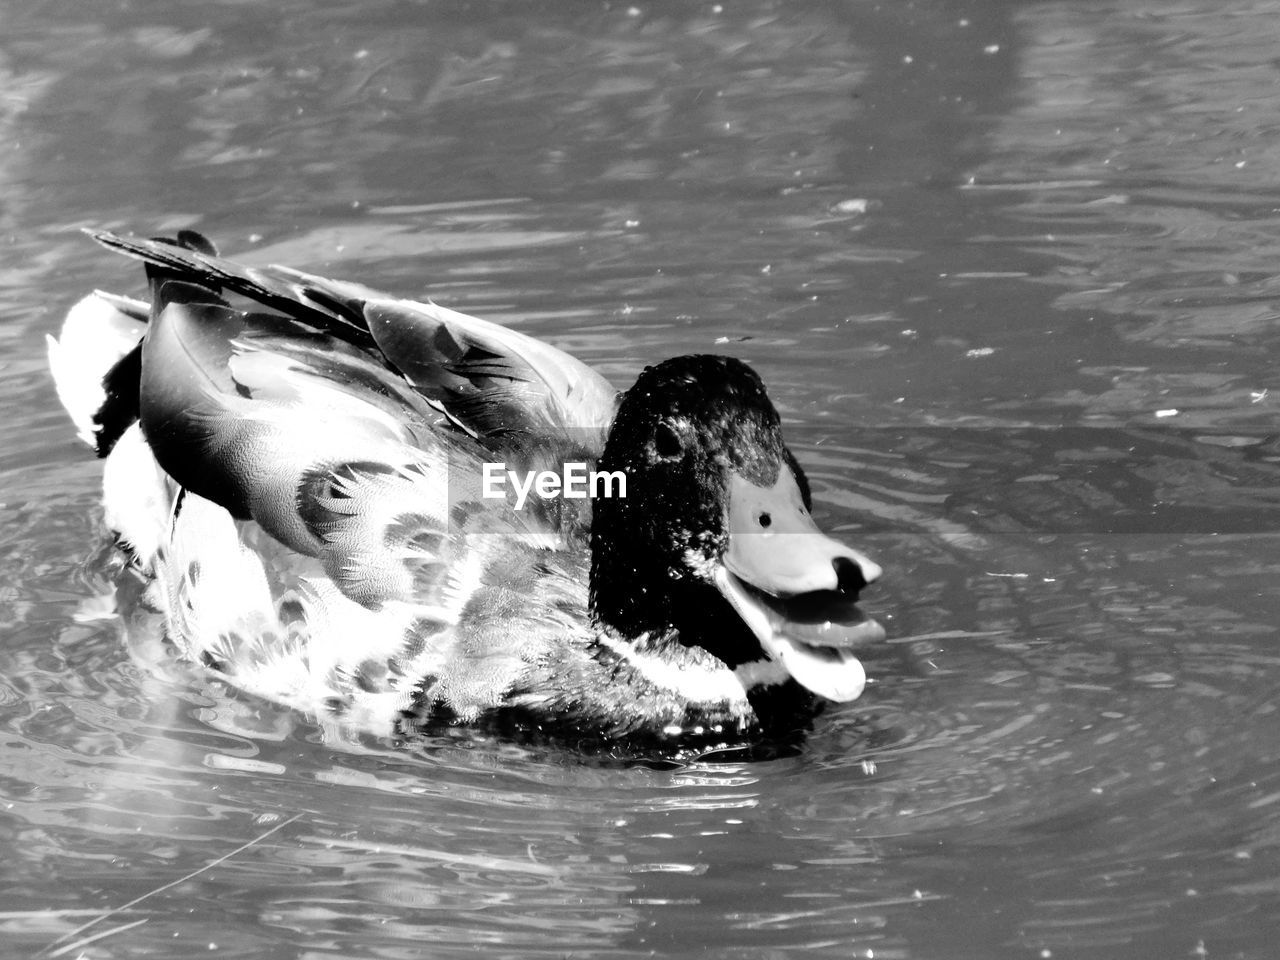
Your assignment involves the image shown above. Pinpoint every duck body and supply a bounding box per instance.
[48,230,884,750]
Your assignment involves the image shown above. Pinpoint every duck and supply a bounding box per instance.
[47,229,885,750]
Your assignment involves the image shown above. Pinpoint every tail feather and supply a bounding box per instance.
[46,292,147,448]
[93,342,142,458]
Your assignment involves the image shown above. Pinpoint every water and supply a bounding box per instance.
[3,0,1280,956]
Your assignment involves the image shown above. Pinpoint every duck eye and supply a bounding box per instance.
[654,421,683,459]
[757,512,772,529]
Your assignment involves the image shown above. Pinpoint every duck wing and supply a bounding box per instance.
[139,276,511,615]
[89,229,379,348]
[89,229,619,455]
[356,295,616,453]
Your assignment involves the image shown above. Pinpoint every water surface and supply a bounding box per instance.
[4,1,1280,957]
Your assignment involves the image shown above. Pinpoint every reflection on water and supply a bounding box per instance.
[974,2,1280,431]
[4,0,1280,957]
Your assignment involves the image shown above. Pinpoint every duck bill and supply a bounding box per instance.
[713,471,885,703]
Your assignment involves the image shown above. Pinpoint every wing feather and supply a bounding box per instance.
[362,297,617,448]
[86,229,618,451]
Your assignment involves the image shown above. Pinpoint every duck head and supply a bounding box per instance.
[589,355,884,705]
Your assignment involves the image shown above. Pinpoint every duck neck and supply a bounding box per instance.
[588,543,761,669]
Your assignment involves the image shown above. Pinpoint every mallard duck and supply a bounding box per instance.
[48,229,884,749]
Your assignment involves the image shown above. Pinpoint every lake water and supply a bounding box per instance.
[4,1,1280,957]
